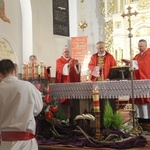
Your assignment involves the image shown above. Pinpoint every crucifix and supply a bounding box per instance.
[121,6,142,135]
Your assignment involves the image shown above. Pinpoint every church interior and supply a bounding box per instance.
[0,0,150,149]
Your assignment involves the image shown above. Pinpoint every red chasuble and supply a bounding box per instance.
[55,56,80,83]
[133,48,150,104]
[88,52,116,81]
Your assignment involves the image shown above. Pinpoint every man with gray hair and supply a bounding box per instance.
[55,47,80,83]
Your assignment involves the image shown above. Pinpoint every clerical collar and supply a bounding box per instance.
[62,55,70,60]
[98,51,106,56]
[140,49,147,55]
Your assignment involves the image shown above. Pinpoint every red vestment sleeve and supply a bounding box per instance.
[133,48,150,104]
[55,57,80,83]
[133,48,150,79]
[55,56,70,83]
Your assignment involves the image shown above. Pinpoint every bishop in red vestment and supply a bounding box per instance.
[55,47,81,122]
[88,41,116,129]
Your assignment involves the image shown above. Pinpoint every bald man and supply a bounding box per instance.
[123,39,150,125]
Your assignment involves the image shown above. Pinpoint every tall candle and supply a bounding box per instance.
[93,89,100,112]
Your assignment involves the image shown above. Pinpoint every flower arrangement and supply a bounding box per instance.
[34,79,66,125]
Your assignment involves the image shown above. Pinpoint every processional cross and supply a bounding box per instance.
[121,6,142,135]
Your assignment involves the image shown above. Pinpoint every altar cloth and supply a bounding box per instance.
[50,80,150,99]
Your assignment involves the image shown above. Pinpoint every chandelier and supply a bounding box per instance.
[78,0,88,31]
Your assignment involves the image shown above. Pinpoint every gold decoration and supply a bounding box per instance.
[100,0,117,17]
[0,38,15,61]
[115,48,123,66]
[97,56,104,81]
[134,25,150,37]
[22,63,26,80]
[92,85,100,140]
[115,21,122,29]
[107,0,117,16]
[136,1,150,10]
[140,14,149,22]
[121,6,138,40]
[100,0,105,17]
[105,20,113,53]
[78,0,88,31]
[78,21,88,31]
[121,6,142,135]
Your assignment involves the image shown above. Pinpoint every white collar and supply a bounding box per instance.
[98,51,106,56]
[1,76,18,83]
[62,55,70,60]
[140,49,147,55]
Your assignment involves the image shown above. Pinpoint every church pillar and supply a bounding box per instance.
[19,0,33,62]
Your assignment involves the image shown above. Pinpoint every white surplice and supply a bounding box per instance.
[0,76,43,150]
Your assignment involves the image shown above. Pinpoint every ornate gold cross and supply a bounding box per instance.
[121,6,141,135]
[121,6,138,38]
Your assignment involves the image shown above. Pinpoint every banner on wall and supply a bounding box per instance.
[71,36,88,65]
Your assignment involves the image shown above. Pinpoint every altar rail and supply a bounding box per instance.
[50,80,150,99]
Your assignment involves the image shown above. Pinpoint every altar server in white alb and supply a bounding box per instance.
[0,59,43,150]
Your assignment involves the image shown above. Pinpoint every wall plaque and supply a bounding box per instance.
[53,0,69,36]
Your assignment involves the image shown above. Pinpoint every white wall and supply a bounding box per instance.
[0,0,22,71]
[0,0,104,77]
[31,0,105,77]
[31,0,71,77]
[76,0,105,54]
[20,0,33,62]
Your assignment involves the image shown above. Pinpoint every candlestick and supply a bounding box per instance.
[28,63,32,79]
[40,61,44,78]
[92,89,100,112]
[34,63,38,79]
[22,63,26,80]
[92,85,100,140]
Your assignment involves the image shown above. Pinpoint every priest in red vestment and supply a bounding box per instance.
[122,39,150,124]
[88,41,116,81]
[55,47,81,123]
[55,47,80,83]
[88,41,116,129]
